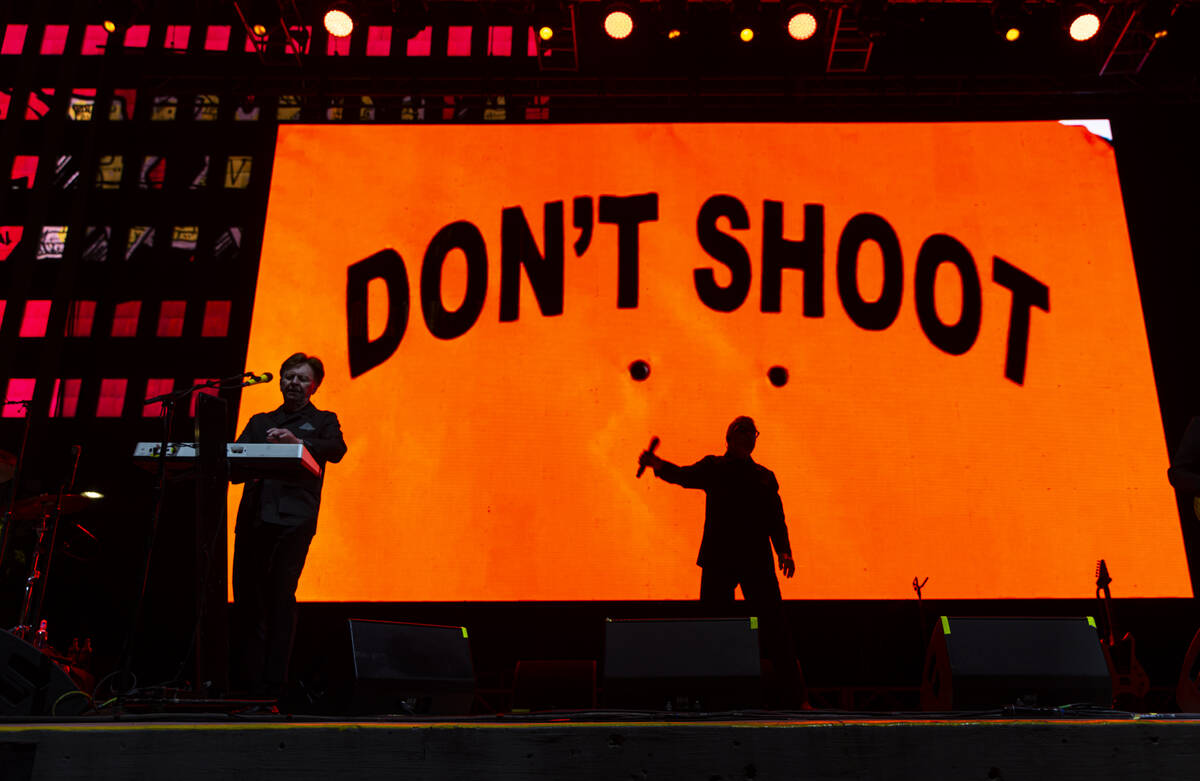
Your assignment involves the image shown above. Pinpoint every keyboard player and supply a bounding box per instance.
[231,352,347,705]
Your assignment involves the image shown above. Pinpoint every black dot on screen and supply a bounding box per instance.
[767,366,789,387]
[629,360,651,381]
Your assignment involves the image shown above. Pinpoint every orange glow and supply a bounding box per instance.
[233,123,1189,601]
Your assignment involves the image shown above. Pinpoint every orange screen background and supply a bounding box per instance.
[230,122,1190,601]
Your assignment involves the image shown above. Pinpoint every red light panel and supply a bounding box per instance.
[144,379,175,417]
[3,379,34,418]
[202,300,232,337]
[18,300,50,337]
[50,378,81,418]
[156,301,186,337]
[95,378,127,418]
[2,24,27,55]
[111,301,141,337]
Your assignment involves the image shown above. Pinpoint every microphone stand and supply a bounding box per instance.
[12,445,81,644]
[113,376,252,696]
[31,446,82,634]
[0,398,34,635]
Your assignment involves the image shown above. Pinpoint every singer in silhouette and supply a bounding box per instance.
[232,352,347,702]
[639,416,808,708]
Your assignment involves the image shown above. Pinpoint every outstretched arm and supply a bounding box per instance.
[639,451,711,490]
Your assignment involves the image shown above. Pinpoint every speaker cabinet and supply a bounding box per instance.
[0,630,87,717]
[921,616,1112,710]
[344,619,475,715]
[603,617,762,710]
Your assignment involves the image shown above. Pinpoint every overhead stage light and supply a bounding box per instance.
[98,0,140,34]
[532,1,572,46]
[604,11,633,39]
[1066,5,1101,41]
[1140,0,1178,40]
[603,3,635,39]
[732,0,757,43]
[785,6,818,41]
[1069,13,1100,40]
[324,3,355,38]
[660,0,688,41]
[992,0,1029,43]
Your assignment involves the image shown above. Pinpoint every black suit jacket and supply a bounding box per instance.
[655,454,792,574]
[234,401,347,530]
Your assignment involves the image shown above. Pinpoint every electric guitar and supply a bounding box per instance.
[1095,559,1150,705]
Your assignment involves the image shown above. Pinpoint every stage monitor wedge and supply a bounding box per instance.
[603,617,762,711]
[0,630,87,717]
[921,616,1112,710]
[344,618,475,715]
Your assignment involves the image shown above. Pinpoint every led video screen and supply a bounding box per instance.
[230,122,1190,601]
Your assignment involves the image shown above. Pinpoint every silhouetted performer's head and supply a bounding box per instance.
[725,416,759,459]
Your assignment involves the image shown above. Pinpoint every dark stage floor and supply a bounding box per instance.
[4,710,1200,780]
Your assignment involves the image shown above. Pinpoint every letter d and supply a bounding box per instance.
[347,249,410,378]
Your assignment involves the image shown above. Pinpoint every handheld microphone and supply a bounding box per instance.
[637,436,660,478]
[244,372,273,385]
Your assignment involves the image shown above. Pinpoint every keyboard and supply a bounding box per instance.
[133,442,321,481]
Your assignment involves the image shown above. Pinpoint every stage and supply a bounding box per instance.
[4,8,1200,781]
[3,711,1199,780]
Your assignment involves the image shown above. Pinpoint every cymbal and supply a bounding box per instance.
[9,493,93,521]
[0,450,14,483]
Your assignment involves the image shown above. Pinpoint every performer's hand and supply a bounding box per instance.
[266,427,300,444]
[638,450,661,471]
[778,552,795,578]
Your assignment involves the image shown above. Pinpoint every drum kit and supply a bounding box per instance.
[1,446,99,647]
